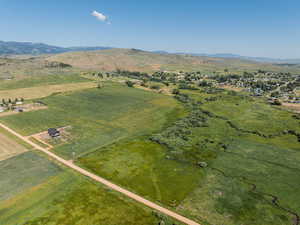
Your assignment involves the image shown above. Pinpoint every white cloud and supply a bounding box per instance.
[91,10,109,23]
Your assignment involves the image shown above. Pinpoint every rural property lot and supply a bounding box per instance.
[0,132,28,161]
[0,82,184,159]
[0,82,96,100]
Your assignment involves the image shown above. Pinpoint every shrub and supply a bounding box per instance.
[172,89,180,95]
[125,80,135,87]
[150,85,161,90]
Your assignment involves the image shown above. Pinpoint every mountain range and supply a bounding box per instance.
[1,40,299,64]
[0,41,112,55]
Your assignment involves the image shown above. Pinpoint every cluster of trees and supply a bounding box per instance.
[178,82,199,90]
[150,93,208,156]
[116,70,150,80]
[1,98,24,110]
[45,61,72,68]
[198,80,213,87]
[1,98,24,105]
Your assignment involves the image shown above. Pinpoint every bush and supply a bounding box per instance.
[150,85,161,90]
[125,80,135,87]
[197,161,208,168]
[172,89,180,95]
[272,99,282,105]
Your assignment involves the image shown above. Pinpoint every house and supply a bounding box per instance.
[14,107,24,112]
[48,128,60,138]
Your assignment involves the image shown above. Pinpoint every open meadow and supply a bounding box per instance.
[0,152,176,225]
[0,128,179,225]
[77,86,300,225]
[1,78,299,225]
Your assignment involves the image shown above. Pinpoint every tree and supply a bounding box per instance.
[150,85,161,90]
[270,91,279,98]
[272,99,282,105]
[125,80,135,87]
[97,83,102,89]
[172,89,180,95]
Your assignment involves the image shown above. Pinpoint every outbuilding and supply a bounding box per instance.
[48,128,60,138]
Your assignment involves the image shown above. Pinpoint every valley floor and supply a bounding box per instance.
[0,78,299,225]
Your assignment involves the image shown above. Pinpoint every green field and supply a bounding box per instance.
[78,138,202,207]
[0,152,176,225]
[1,80,299,225]
[0,82,184,159]
[76,87,300,225]
[0,151,61,201]
[169,89,300,225]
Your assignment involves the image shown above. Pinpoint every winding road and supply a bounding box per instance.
[0,122,200,225]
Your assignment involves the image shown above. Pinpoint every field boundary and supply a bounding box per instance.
[0,122,201,225]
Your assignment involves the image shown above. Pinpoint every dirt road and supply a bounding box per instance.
[0,122,201,225]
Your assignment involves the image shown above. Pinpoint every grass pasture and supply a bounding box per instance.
[168,89,300,225]
[78,139,203,207]
[2,81,299,225]
[184,89,300,135]
[0,158,172,225]
[0,82,185,159]
[0,151,61,202]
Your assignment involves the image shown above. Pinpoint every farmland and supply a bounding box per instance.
[0,82,185,159]
[76,86,300,225]
[0,152,173,225]
[1,71,299,225]
[0,81,96,100]
[0,128,29,161]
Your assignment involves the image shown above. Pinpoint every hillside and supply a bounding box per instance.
[0,56,77,80]
[48,48,300,73]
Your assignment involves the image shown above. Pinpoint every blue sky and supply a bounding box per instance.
[1,0,300,58]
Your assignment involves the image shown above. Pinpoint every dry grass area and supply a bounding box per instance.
[47,48,300,73]
[282,103,300,113]
[0,132,28,161]
[0,82,96,100]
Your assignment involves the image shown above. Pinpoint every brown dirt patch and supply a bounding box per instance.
[282,103,300,113]
[0,132,28,161]
[0,82,96,100]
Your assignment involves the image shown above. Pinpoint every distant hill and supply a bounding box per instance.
[47,48,300,73]
[168,52,300,64]
[0,41,112,55]
[2,40,299,64]
[0,41,66,55]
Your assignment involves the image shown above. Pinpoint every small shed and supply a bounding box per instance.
[48,128,60,138]
[0,107,5,113]
[14,107,24,112]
